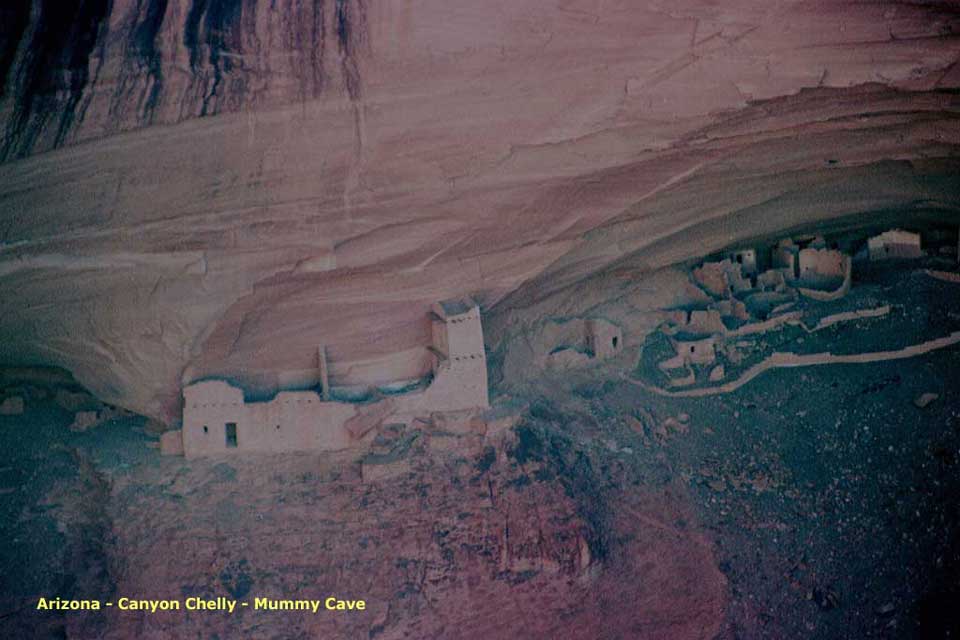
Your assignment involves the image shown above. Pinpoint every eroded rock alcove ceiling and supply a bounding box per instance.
[0,0,959,422]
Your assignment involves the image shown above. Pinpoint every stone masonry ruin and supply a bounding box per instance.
[168,297,489,458]
[646,227,938,392]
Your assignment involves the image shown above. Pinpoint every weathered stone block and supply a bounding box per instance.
[160,430,184,456]
[0,396,24,415]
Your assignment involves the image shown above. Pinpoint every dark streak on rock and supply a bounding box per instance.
[311,0,327,98]
[184,0,250,117]
[184,0,208,73]
[335,0,349,52]
[0,1,31,101]
[336,0,365,101]
[1,0,113,162]
[132,0,168,118]
[0,0,368,160]
[108,0,168,126]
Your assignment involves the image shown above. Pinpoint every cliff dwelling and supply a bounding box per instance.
[1,3,960,639]
[174,297,490,458]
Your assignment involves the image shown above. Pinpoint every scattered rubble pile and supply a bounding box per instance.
[0,368,130,429]
[359,404,524,484]
[532,318,625,372]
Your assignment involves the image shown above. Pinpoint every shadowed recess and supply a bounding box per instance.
[0,1,31,101]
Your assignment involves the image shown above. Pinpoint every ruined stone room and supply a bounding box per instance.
[1,1,959,639]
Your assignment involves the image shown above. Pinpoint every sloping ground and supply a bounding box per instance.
[481,262,960,638]
[0,399,153,639]
[0,396,727,639]
[1,1,959,422]
[609,348,960,639]
[517,343,960,637]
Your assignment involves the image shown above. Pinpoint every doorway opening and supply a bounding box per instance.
[225,422,238,448]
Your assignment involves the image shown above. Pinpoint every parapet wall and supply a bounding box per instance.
[393,358,489,421]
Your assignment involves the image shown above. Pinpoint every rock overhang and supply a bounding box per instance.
[0,1,958,421]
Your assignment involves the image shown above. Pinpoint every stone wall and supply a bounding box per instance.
[868,230,922,261]
[181,380,357,458]
[178,298,490,457]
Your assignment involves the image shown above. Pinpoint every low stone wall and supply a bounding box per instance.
[925,269,960,284]
[630,330,960,398]
[809,306,891,331]
[728,311,803,337]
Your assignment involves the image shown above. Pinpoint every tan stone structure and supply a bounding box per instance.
[176,297,489,458]
[693,259,753,298]
[797,248,847,288]
[585,319,623,360]
[868,229,922,261]
[714,299,750,322]
[180,381,357,458]
[635,331,960,399]
[659,336,717,371]
[663,309,725,337]
[757,270,786,291]
[160,430,184,456]
[797,253,852,301]
[69,411,101,432]
[772,240,800,281]
[407,297,490,415]
[726,249,758,276]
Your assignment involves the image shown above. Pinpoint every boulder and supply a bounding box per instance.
[343,398,396,440]
[914,393,939,409]
[428,433,482,456]
[69,411,101,432]
[546,348,592,370]
[361,458,412,484]
[0,396,25,415]
[430,409,479,435]
[68,405,128,432]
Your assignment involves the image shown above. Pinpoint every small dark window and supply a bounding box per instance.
[276,424,281,430]
[612,336,619,349]
[690,346,696,353]
[203,425,208,434]
[736,255,743,264]
[225,423,238,448]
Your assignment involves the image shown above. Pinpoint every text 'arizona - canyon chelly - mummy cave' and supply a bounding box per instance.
[1,1,959,638]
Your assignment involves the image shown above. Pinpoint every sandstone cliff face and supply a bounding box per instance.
[57,426,727,640]
[0,1,959,421]
[0,0,365,161]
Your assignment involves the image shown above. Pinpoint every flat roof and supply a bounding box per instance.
[438,297,475,316]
